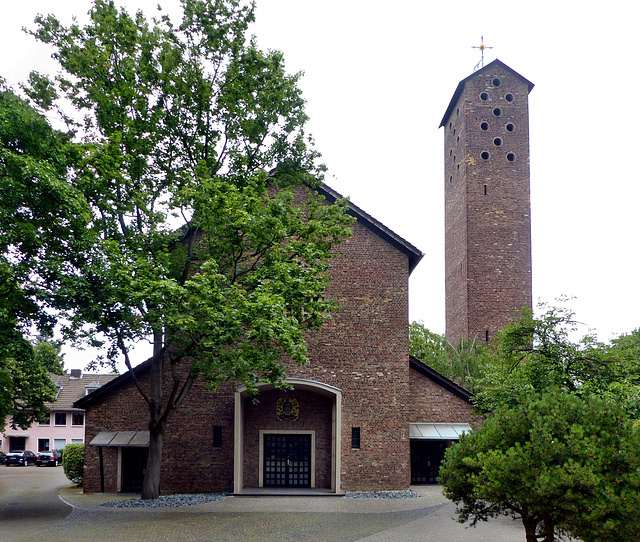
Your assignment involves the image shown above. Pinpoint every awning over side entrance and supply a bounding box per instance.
[88,431,150,447]
[409,423,472,440]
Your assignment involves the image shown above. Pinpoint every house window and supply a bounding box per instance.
[213,425,223,448]
[72,413,84,426]
[351,427,361,449]
[53,439,66,451]
[39,413,51,426]
[54,413,67,426]
[38,439,50,452]
[71,439,84,444]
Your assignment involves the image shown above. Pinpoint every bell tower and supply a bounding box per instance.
[441,59,534,344]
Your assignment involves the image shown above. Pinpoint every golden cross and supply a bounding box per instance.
[472,35,493,70]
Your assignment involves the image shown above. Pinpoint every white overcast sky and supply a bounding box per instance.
[2,0,639,369]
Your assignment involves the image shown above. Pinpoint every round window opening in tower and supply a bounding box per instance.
[481,151,490,160]
[507,153,516,162]
[493,108,502,117]
[506,123,515,132]
[492,78,501,87]
[480,92,489,101]
[505,93,514,102]
[493,137,503,147]
[481,121,489,131]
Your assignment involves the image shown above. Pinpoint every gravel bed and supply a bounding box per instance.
[100,489,422,508]
[101,493,227,508]
[344,490,423,499]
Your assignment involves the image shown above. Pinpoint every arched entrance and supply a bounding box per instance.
[234,379,342,493]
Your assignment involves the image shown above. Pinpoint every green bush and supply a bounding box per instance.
[62,443,84,486]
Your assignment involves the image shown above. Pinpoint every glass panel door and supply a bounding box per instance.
[264,434,311,488]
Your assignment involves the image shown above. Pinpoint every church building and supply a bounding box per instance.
[76,60,531,495]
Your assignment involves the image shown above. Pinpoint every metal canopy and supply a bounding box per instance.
[88,430,150,447]
[409,423,472,440]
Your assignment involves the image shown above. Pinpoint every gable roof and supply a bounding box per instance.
[48,371,118,412]
[75,181,424,409]
[439,58,535,128]
[316,183,423,273]
[409,355,474,402]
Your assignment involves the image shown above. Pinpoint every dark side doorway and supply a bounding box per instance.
[121,447,148,492]
[410,440,449,484]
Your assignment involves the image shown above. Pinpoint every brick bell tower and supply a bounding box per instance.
[440,59,534,344]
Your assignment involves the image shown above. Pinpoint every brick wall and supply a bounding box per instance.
[406,368,481,426]
[84,375,236,494]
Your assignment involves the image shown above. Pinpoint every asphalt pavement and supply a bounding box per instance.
[1,465,526,541]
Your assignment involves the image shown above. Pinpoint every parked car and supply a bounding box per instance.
[36,450,62,467]
[5,451,37,466]
[0,451,6,465]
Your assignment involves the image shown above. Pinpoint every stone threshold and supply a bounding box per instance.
[234,487,343,497]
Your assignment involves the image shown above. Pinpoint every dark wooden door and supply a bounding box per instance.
[264,434,311,488]
[121,447,148,492]
[411,440,447,484]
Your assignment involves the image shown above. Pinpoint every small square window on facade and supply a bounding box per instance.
[38,438,50,452]
[72,413,84,426]
[39,413,51,426]
[213,425,223,448]
[54,412,67,426]
[351,427,361,449]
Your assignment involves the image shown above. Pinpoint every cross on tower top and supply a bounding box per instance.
[472,35,493,71]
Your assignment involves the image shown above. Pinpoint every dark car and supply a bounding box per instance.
[36,450,62,467]
[0,451,6,465]
[5,451,37,466]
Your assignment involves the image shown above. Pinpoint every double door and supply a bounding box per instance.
[263,434,311,488]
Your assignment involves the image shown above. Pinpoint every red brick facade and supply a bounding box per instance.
[443,60,533,344]
[80,184,478,494]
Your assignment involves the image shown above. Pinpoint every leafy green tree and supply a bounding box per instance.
[0,82,87,431]
[33,334,65,374]
[473,303,640,414]
[439,390,640,542]
[409,321,484,391]
[608,328,640,417]
[29,0,353,499]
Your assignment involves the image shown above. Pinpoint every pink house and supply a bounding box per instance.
[1,369,116,454]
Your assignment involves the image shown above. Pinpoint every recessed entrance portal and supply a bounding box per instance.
[263,433,311,488]
[234,379,342,494]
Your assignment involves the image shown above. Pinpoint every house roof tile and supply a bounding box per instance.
[48,371,118,412]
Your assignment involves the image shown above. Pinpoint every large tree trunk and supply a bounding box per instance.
[141,346,166,500]
[522,515,543,542]
[141,426,163,500]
